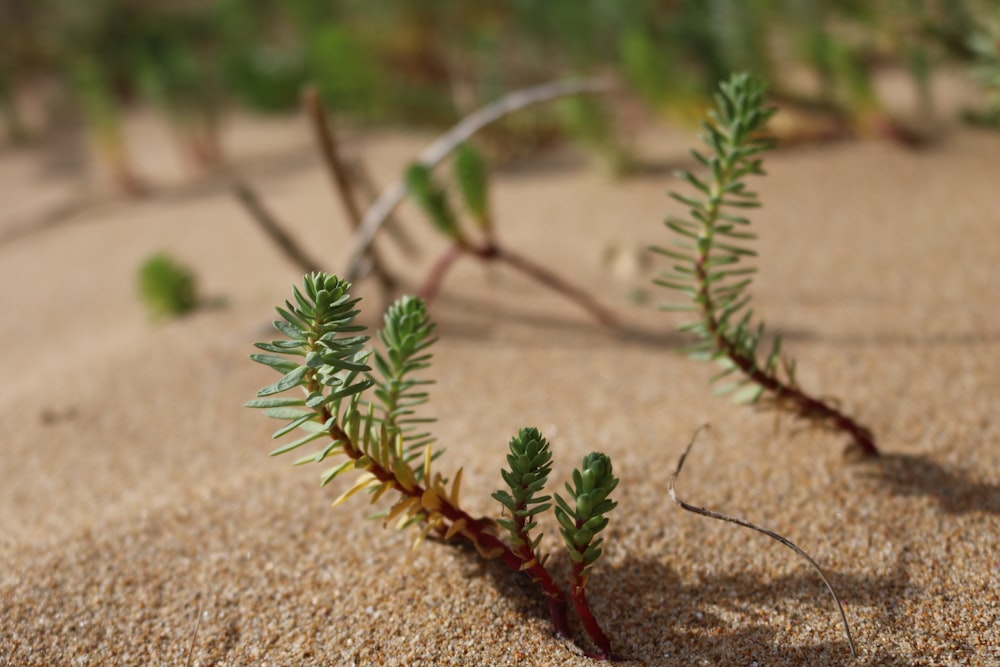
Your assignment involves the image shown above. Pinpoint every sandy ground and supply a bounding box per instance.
[1,87,999,666]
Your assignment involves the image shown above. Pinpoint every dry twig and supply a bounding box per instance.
[343,77,615,281]
[231,179,325,275]
[302,86,395,296]
[668,427,858,658]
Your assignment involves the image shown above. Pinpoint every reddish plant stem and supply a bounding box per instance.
[693,244,878,457]
[418,242,464,302]
[491,246,619,329]
[568,569,612,661]
[321,415,571,638]
[507,497,572,638]
[303,87,395,298]
[418,239,620,330]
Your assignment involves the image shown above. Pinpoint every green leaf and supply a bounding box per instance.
[264,407,312,420]
[270,429,327,457]
[406,163,460,239]
[253,341,305,355]
[256,365,309,397]
[272,318,306,341]
[250,353,300,374]
[245,396,306,409]
[732,382,765,404]
[454,143,490,230]
[271,412,317,439]
[319,459,355,484]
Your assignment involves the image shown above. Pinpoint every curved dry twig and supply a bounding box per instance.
[668,427,858,659]
[343,77,615,281]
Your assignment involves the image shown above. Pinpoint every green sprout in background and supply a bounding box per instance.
[965,12,1000,127]
[138,252,199,320]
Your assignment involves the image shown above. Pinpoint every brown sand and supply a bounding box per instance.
[1,100,998,666]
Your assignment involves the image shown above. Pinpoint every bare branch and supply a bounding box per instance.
[231,179,325,275]
[303,86,396,295]
[343,77,615,281]
[668,427,858,658]
[302,86,366,229]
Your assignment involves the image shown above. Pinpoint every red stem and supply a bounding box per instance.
[693,244,878,457]
[418,242,464,302]
[569,563,612,660]
[488,244,619,329]
[325,417,571,638]
[418,240,619,331]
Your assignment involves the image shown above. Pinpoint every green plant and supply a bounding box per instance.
[404,144,620,329]
[247,273,617,659]
[652,72,878,458]
[964,13,1000,127]
[138,252,199,319]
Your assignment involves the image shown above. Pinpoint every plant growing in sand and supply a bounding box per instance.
[653,72,879,458]
[247,273,617,659]
[138,252,199,319]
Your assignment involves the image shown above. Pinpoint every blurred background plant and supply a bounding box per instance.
[2,0,999,192]
[137,252,200,320]
[962,7,1000,126]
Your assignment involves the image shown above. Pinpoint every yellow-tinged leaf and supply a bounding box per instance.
[393,430,404,459]
[444,518,467,540]
[420,487,442,511]
[423,443,433,480]
[369,481,392,505]
[449,467,464,506]
[331,473,377,507]
[473,539,504,560]
[518,558,538,571]
[412,520,438,551]
[376,426,392,467]
[393,459,417,491]
[385,495,420,523]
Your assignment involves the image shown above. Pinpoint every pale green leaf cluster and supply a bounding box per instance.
[246,273,450,534]
[371,295,439,479]
[138,252,199,319]
[493,427,553,552]
[494,430,618,581]
[554,452,619,579]
[653,72,794,404]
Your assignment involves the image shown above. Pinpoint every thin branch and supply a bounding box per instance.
[230,179,325,275]
[494,246,619,329]
[303,87,396,297]
[418,242,464,302]
[302,86,367,228]
[668,427,858,659]
[346,158,419,257]
[344,77,615,281]
[182,594,204,667]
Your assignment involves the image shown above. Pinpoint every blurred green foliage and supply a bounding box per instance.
[138,253,200,320]
[1,0,998,154]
